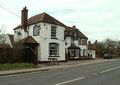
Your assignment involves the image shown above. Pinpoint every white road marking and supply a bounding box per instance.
[100,66,120,74]
[55,76,85,85]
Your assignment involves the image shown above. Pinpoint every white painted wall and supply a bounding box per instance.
[65,37,88,56]
[14,28,22,42]
[88,50,96,59]
[28,22,65,61]
[14,22,91,61]
[14,28,28,42]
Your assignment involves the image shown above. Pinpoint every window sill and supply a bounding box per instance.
[49,56,60,57]
[51,38,58,39]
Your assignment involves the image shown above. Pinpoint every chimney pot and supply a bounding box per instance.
[72,25,76,28]
[88,41,91,45]
[21,6,28,32]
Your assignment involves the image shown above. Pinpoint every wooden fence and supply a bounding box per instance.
[0,48,36,64]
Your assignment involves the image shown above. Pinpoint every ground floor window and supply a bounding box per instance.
[75,49,80,57]
[49,43,59,57]
[69,49,74,56]
[83,49,86,56]
[68,48,80,57]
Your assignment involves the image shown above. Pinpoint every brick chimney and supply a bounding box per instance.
[21,6,28,32]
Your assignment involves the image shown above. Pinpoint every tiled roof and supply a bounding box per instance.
[28,12,65,26]
[88,41,97,50]
[65,26,88,39]
[68,43,80,49]
[14,12,65,30]
[17,36,38,44]
[88,44,96,50]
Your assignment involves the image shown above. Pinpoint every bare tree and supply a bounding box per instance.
[98,38,120,58]
[0,24,7,44]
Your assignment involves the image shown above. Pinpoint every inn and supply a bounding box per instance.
[5,7,96,63]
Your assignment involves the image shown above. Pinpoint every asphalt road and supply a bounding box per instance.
[0,59,120,85]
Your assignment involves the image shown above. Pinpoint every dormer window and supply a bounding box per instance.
[33,25,40,36]
[80,39,87,45]
[51,26,57,39]
[73,33,77,40]
[78,38,81,45]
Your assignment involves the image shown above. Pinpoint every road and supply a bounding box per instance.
[0,59,120,85]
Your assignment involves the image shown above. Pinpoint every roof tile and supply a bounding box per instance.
[14,12,65,30]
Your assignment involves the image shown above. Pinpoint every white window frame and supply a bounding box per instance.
[33,25,40,36]
[49,43,59,57]
[51,26,57,39]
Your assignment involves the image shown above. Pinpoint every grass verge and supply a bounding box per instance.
[0,63,37,71]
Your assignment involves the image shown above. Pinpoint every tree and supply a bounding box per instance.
[0,24,7,44]
[96,42,105,58]
[98,38,120,58]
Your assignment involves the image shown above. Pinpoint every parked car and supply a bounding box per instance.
[104,53,112,59]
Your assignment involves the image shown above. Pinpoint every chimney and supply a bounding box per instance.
[88,41,91,45]
[21,6,28,32]
[94,40,98,45]
[72,25,76,28]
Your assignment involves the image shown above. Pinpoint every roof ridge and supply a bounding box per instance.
[14,12,66,30]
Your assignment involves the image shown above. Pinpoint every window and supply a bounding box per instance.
[81,39,84,45]
[82,39,87,45]
[49,43,59,57]
[84,39,87,45]
[75,49,80,57]
[16,31,22,39]
[33,25,40,36]
[73,33,77,40]
[71,37,74,44]
[80,39,87,45]
[51,26,57,39]
[69,49,74,56]
[83,49,86,56]
[78,38,81,45]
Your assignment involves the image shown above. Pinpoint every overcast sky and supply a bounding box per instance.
[0,0,120,42]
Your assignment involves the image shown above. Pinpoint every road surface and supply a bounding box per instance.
[0,59,120,85]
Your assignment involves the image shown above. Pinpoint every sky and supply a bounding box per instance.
[0,0,120,42]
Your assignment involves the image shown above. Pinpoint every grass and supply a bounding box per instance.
[0,63,37,71]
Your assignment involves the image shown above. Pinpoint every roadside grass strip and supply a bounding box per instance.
[0,63,37,71]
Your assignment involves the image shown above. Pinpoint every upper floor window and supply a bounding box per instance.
[51,26,57,39]
[78,38,81,45]
[78,38,87,45]
[81,39,87,45]
[73,33,77,40]
[33,25,40,36]
[84,39,87,45]
[71,37,74,44]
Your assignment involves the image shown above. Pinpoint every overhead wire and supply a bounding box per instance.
[0,2,20,18]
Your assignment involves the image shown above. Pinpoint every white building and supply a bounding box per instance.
[65,26,88,60]
[12,7,96,63]
[87,41,96,59]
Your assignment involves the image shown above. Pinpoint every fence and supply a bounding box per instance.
[0,48,36,64]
